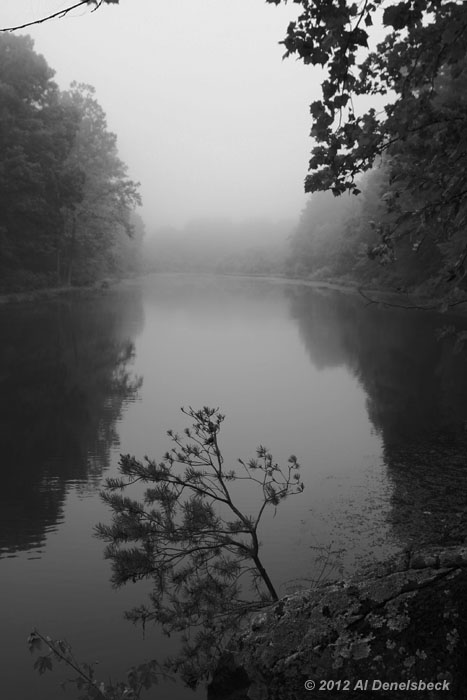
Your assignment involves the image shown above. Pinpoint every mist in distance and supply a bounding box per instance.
[2,0,314,254]
[144,216,292,274]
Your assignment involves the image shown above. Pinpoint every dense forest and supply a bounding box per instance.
[277,0,467,300]
[2,1,467,303]
[286,157,467,296]
[0,33,143,293]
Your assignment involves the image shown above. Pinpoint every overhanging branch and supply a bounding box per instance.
[1,1,105,33]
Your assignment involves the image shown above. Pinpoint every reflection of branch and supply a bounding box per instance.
[28,630,107,699]
[1,1,104,33]
[358,286,467,311]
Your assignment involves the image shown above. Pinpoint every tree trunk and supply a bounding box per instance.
[56,248,61,287]
[252,552,278,602]
[66,217,77,287]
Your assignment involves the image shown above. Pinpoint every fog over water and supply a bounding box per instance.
[2,0,315,231]
[3,275,467,699]
[5,5,465,698]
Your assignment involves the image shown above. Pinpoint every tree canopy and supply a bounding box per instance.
[58,82,141,285]
[267,0,466,193]
[0,33,142,291]
[269,0,467,290]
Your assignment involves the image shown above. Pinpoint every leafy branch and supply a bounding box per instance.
[28,629,166,699]
[95,406,304,685]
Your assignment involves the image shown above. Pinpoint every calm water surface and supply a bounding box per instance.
[2,273,467,699]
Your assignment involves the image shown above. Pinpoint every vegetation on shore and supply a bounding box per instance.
[0,34,143,294]
[271,0,467,303]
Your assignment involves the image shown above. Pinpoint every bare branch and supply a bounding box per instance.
[358,286,467,311]
[1,1,105,33]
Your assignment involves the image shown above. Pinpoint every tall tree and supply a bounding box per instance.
[269,0,467,290]
[0,37,141,290]
[0,34,81,289]
[58,83,141,285]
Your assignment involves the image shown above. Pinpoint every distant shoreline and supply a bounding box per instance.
[0,281,113,306]
[1,271,466,318]
[218,272,467,318]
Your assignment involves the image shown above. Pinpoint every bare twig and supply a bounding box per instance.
[1,1,104,33]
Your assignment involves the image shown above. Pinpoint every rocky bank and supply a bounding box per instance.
[208,546,467,700]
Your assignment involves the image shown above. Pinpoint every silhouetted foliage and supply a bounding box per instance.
[271,0,467,293]
[58,83,141,285]
[28,629,167,700]
[29,407,303,693]
[96,406,303,685]
[0,34,141,292]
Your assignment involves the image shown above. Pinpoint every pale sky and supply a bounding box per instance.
[2,1,317,231]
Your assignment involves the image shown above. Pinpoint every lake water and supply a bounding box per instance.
[2,273,467,699]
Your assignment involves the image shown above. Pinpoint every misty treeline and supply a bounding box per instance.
[286,152,467,297]
[4,0,467,301]
[0,33,143,293]
[143,218,289,276]
[276,0,467,299]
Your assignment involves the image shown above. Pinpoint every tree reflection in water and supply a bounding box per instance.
[287,285,467,550]
[0,289,144,558]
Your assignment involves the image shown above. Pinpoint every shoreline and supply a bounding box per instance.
[0,277,137,306]
[1,271,467,319]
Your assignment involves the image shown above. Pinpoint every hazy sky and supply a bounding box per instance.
[2,1,318,231]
